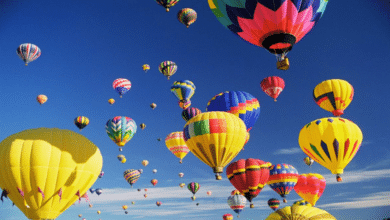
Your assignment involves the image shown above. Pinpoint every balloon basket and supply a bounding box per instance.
[250,203,254,208]
[277,58,289,70]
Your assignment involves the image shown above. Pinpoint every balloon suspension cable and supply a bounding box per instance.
[336,174,342,182]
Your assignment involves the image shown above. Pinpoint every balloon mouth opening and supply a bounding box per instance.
[262,33,296,54]
[332,109,344,116]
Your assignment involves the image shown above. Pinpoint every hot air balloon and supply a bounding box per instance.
[140,123,146,130]
[208,0,329,70]
[182,107,201,122]
[108,98,115,105]
[113,78,131,98]
[123,169,142,187]
[74,116,89,131]
[157,138,161,141]
[151,179,158,186]
[268,198,280,211]
[223,213,234,220]
[95,188,103,196]
[191,196,196,201]
[159,61,177,80]
[89,204,93,208]
[144,194,147,198]
[313,79,354,116]
[179,183,185,188]
[183,112,247,180]
[144,189,148,192]
[196,202,199,206]
[171,80,196,109]
[0,128,104,219]
[36,94,47,105]
[98,171,104,178]
[89,188,95,194]
[228,190,246,218]
[165,131,190,163]
[153,169,157,173]
[177,8,197,28]
[150,103,157,109]
[17,43,41,66]
[265,205,336,220]
[206,91,260,132]
[304,157,314,167]
[155,0,179,12]
[156,201,162,206]
[268,164,299,203]
[226,158,272,208]
[137,188,141,192]
[260,76,285,101]
[179,172,184,178]
[294,173,326,207]
[132,201,135,205]
[299,117,363,182]
[142,160,149,166]
[79,214,82,218]
[117,155,127,163]
[142,64,150,73]
[207,191,212,196]
[125,211,128,214]
[97,210,101,214]
[293,199,312,206]
[187,182,200,200]
[106,116,137,151]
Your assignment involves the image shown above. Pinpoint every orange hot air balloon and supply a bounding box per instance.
[108,98,115,105]
[151,179,158,186]
[293,173,326,206]
[36,94,48,105]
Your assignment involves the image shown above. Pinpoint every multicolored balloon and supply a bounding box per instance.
[140,123,146,130]
[142,64,150,73]
[95,188,103,196]
[122,205,128,210]
[267,198,280,211]
[208,0,329,70]
[187,182,200,200]
[150,103,157,109]
[227,159,271,208]
[117,155,126,163]
[142,160,149,166]
[207,191,212,196]
[260,76,285,102]
[123,169,142,187]
[151,179,158,186]
[227,190,246,217]
[155,0,180,12]
[113,78,131,98]
[206,91,260,132]
[36,94,47,105]
[223,213,233,220]
[313,79,354,116]
[17,43,41,66]
[183,112,247,180]
[295,174,326,206]
[74,116,89,131]
[177,8,197,28]
[98,171,104,178]
[159,61,177,80]
[182,107,201,122]
[156,201,162,206]
[144,194,147,198]
[108,98,115,105]
[265,206,336,220]
[304,157,314,167]
[179,183,185,188]
[268,164,299,203]
[165,131,190,163]
[106,116,137,151]
[299,117,363,182]
[171,80,196,109]
[179,172,184,178]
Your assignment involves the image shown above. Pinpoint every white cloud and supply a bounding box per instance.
[318,191,390,210]
[322,169,390,185]
[273,147,302,155]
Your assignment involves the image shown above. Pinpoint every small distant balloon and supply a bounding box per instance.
[142,64,150,73]
[74,116,89,131]
[150,103,157,109]
[36,94,47,105]
[108,98,115,105]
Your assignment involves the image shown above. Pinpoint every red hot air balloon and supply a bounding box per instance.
[226,158,272,208]
[294,173,326,206]
[151,179,158,186]
[260,76,285,102]
[223,213,234,220]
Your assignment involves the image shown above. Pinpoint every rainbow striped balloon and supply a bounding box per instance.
[268,164,299,202]
[106,116,137,149]
[123,169,141,187]
[177,8,197,28]
[159,61,177,80]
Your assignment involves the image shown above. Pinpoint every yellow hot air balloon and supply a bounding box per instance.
[313,79,354,116]
[97,210,101,214]
[265,205,336,220]
[142,160,149,166]
[122,205,128,210]
[183,112,247,180]
[298,117,363,182]
[36,94,48,105]
[108,98,115,105]
[165,131,190,163]
[0,128,103,220]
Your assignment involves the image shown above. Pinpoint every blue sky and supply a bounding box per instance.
[0,0,389,219]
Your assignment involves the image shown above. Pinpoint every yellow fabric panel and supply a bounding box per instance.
[0,128,103,220]
[299,118,362,175]
[266,205,337,220]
